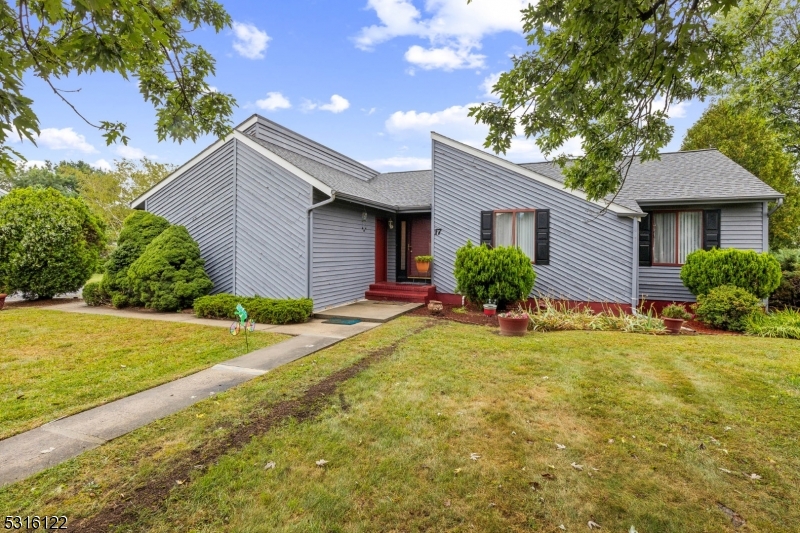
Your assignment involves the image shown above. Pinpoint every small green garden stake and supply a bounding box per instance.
[230,303,256,350]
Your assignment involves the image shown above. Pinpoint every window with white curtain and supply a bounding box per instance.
[652,211,703,265]
[493,210,536,262]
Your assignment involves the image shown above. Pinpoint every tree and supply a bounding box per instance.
[0,188,106,299]
[0,0,236,176]
[77,158,174,236]
[128,225,213,311]
[682,101,800,248]
[0,161,82,196]
[722,0,800,155]
[469,0,792,202]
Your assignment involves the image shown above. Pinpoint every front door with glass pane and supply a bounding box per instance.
[396,214,432,282]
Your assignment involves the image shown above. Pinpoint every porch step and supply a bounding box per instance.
[365,282,436,304]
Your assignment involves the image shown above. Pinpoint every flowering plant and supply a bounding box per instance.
[498,308,529,319]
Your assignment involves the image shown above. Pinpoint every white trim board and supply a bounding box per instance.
[430,132,643,216]
[129,131,334,209]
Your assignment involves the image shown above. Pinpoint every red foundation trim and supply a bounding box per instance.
[433,293,633,314]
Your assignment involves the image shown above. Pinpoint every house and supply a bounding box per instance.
[130,115,783,312]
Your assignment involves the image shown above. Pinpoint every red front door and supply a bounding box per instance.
[375,218,387,282]
[406,216,431,279]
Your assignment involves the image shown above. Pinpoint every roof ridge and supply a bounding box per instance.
[248,114,380,177]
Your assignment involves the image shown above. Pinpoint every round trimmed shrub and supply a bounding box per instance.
[680,248,781,299]
[454,240,536,308]
[82,281,108,306]
[101,211,170,307]
[0,188,106,299]
[128,225,213,311]
[695,285,764,332]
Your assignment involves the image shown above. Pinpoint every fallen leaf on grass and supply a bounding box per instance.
[607,439,614,444]
[444,499,451,507]
[629,527,639,533]
[717,502,746,528]
[749,473,762,480]
[454,468,462,474]
[588,520,602,529]
[196,414,205,418]
[315,459,328,467]
[541,473,556,480]
[556,443,566,450]
[175,480,184,485]
[470,453,481,461]
[719,468,734,474]
[571,463,584,471]
[264,461,276,470]
[559,526,566,531]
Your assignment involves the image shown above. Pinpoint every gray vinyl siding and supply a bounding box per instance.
[387,224,397,282]
[145,140,235,294]
[311,201,376,310]
[246,118,377,182]
[432,141,635,304]
[638,202,766,301]
[234,141,311,298]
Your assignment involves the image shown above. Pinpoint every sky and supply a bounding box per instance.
[11,0,710,173]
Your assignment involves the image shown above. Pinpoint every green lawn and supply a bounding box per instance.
[2,317,799,531]
[0,308,287,439]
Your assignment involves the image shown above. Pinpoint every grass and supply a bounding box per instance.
[2,318,799,531]
[0,308,287,439]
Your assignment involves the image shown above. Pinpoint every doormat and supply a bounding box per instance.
[323,318,362,325]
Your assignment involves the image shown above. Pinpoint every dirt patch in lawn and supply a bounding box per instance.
[74,321,435,532]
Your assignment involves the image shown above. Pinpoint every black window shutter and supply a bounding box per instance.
[703,209,721,250]
[535,210,550,265]
[639,213,652,267]
[480,211,493,247]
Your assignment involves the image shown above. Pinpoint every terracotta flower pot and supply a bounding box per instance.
[0,293,6,311]
[416,261,430,274]
[498,316,529,336]
[663,317,684,334]
[427,300,443,315]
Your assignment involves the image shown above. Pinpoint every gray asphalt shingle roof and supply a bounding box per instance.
[250,136,432,209]
[520,149,782,211]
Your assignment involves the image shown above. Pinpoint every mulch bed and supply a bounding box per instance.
[412,302,737,336]
[1,297,81,309]
[410,302,499,327]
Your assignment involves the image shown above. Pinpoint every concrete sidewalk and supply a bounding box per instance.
[0,303,383,487]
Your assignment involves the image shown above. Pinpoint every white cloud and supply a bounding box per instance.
[405,45,485,70]
[232,22,270,60]
[15,159,47,169]
[386,101,581,162]
[355,0,528,70]
[92,159,112,171]
[256,92,292,111]
[481,72,502,98]
[653,96,690,119]
[114,145,147,159]
[36,128,96,153]
[305,94,351,114]
[360,156,431,171]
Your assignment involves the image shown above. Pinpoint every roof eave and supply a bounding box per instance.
[637,194,784,207]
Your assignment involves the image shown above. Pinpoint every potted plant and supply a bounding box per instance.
[660,303,692,334]
[483,298,497,316]
[415,255,433,274]
[498,307,530,336]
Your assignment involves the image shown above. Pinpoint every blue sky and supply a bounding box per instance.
[11,0,709,173]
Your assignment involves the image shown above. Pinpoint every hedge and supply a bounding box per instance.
[82,281,108,306]
[193,294,313,325]
[695,285,764,332]
[680,248,781,299]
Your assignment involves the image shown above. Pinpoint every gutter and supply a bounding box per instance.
[638,195,784,207]
[768,197,784,216]
[306,192,337,299]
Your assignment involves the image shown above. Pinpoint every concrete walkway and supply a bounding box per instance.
[314,299,422,323]
[0,302,383,487]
